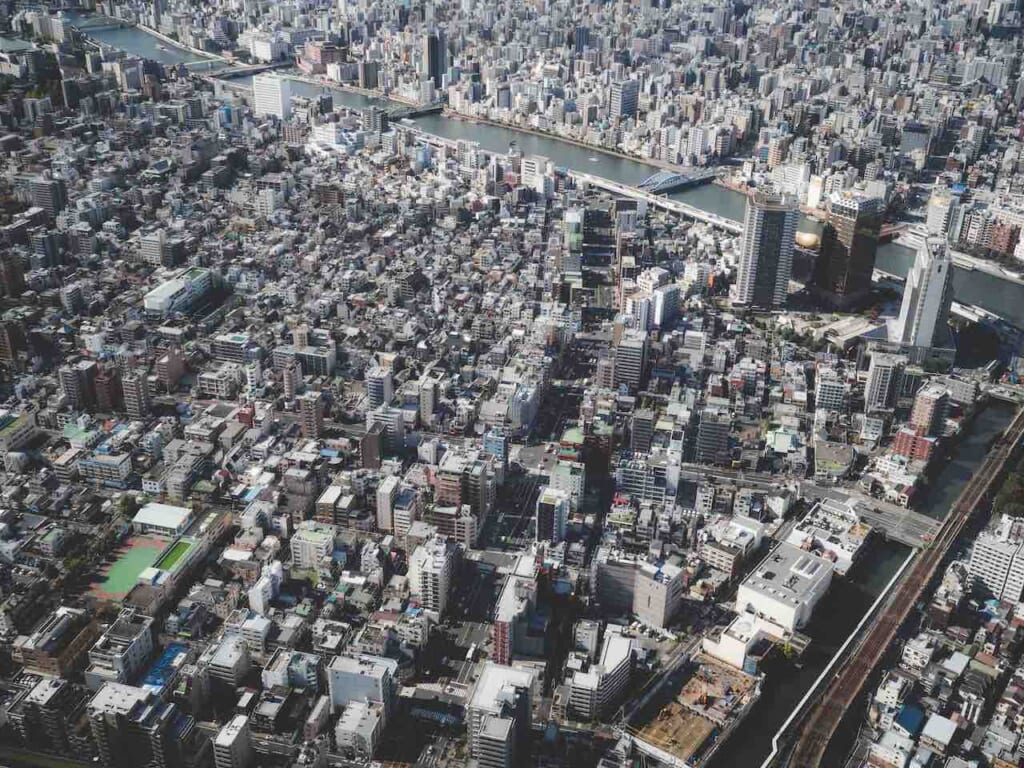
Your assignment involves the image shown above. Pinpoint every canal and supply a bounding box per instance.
[707,400,1015,768]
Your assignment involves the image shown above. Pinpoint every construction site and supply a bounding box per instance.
[627,654,761,767]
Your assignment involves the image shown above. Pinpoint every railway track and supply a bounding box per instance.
[785,408,1024,767]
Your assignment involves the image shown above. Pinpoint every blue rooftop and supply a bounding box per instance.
[142,643,189,693]
[895,705,925,736]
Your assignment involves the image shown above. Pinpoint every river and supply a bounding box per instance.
[60,15,1024,327]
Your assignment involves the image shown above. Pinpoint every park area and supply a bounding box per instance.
[89,535,169,602]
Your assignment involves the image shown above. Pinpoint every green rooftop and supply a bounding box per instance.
[155,539,194,572]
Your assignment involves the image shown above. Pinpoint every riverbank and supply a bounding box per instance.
[273,71,420,106]
[134,23,224,63]
[442,109,692,174]
[892,229,1024,288]
[713,176,824,219]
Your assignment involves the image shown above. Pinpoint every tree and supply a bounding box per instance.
[118,493,139,519]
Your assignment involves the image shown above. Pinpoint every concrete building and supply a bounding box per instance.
[85,611,155,690]
[376,475,399,532]
[864,353,905,413]
[535,486,570,544]
[326,653,397,716]
[567,629,633,720]
[968,515,1024,602]
[298,391,323,439]
[814,192,883,302]
[634,560,684,629]
[407,535,456,619]
[894,237,953,350]
[736,542,834,633]
[290,521,335,570]
[614,329,648,390]
[468,662,535,768]
[734,187,798,308]
[252,74,292,119]
[213,715,253,768]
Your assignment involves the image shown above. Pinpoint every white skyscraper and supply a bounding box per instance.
[925,190,958,236]
[895,237,953,349]
[734,188,798,308]
[968,516,1024,602]
[408,535,455,618]
[376,475,399,532]
[252,74,292,120]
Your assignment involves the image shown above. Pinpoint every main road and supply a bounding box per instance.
[780,406,1024,768]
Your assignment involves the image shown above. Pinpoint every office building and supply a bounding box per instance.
[376,475,399,532]
[0,253,25,297]
[492,555,543,664]
[815,368,848,412]
[252,74,292,119]
[814,192,883,303]
[864,353,905,413]
[734,188,798,308]
[422,31,446,88]
[482,426,510,473]
[568,630,633,720]
[365,366,393,408]
[695,407,730,465]
[609,79,639,117]
[634,560,684,629]
[358,59,379,89]
[535,486,570,544]
[894,237,953,349]
[30,175,67,216]
[214,715,253,768]
[631,409,655,454]
[968,516,1024,602]
[614,329,648,390]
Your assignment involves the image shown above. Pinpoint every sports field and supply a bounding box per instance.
[90,536,168,601]
[155,539,193,572]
